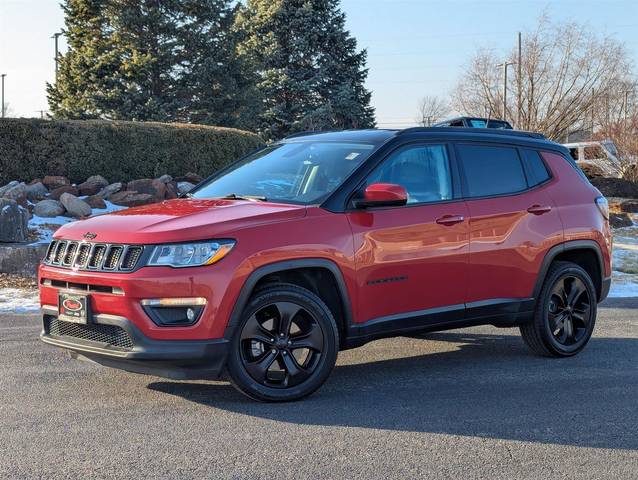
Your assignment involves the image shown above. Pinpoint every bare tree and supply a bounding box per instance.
[416,95,449,126]
[452,17,633,141]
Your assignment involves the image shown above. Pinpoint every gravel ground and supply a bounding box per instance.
[1,297,638,479]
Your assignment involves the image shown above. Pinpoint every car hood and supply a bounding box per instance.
[54,199,307,244]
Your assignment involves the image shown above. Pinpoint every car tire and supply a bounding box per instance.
[227,283,339,402]
[520,261,597,357]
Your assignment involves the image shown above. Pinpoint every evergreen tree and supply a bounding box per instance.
[235,0,375,139]
[48,0,254,128]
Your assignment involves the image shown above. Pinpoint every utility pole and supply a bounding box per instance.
[591,88,595,139]
[496,60,516,121]
[1,74,6,118]
[52,32,63,81]
[517,32,522,128]
[624,89,631,128]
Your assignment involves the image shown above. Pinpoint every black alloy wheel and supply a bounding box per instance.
[227,283,338,402]
[520,261,597,357]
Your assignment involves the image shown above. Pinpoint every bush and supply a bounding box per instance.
[0,119,264,185]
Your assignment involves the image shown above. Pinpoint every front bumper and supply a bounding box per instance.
[40,305,229,380]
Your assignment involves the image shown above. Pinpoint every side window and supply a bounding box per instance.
[521,149,551,186]
[367,145,453,204]
[457,144,527,198]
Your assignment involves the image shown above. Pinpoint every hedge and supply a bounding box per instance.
[0,119,265,185]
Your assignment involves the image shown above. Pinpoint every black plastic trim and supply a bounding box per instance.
[532,240,607,301]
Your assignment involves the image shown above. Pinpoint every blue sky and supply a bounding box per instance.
[1,0,637,126]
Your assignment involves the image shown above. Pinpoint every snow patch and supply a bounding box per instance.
[0,288,40,313]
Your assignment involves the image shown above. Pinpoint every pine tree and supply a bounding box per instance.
[235,0,375,140]
[48,0,254,128]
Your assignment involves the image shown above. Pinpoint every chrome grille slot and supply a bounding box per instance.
[43,241,145,273]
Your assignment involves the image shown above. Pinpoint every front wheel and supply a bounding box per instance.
[227,283,339,402]
[520,261,597,357]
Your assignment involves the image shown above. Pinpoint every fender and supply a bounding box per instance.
[223,258,354,339]
[532,239,607,300]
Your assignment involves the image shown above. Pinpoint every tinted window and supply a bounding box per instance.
[522,149,551,186]
[457,145,527,198]
[368,145,452,204]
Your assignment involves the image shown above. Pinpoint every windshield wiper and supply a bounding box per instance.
[219,193,267,202]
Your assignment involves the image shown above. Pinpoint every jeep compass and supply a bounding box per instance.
[39,127,612,401]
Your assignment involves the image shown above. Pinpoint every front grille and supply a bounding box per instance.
[45,316,133,350]
[43,240,145,273]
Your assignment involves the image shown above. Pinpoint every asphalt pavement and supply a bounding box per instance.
[1,298,637,479]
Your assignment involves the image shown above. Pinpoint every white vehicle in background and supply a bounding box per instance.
[563,140,625,178]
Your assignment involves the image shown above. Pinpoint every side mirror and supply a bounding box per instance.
[353,183,408,209]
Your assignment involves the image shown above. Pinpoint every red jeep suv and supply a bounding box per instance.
[39,128,612,401]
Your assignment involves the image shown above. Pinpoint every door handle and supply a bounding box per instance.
[527,204,552,215]
[436,214,465,226]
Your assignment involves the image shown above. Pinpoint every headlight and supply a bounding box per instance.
[147,240,235,268]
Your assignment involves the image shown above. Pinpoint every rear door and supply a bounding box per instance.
[347,142,469,324]
[456,143,563,307]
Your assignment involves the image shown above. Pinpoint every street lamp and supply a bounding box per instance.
[1,74,6,118]
[496,61,516,121]
[52,31,63,81]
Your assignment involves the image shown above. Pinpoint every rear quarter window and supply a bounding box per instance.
[521,149,551,186]
[456,144,527,198]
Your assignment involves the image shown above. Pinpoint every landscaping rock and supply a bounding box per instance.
[33,199,65,218]
[77,175,109,196]
[60,193,92,218]
[174,172,202,184]
[1,182,28,206]
[42,175,70,190]
[590,177,638,199]
[127,178,166,202]
[177,182,195,194]
[620,201,638,213]
[0,199,29,242]
[97,182,123,199]
[25,182,49,201]
[165,181,178,199]
[28,178,43,186]
[109,191,155,207]
[158,174,173,184]
[610,213,634,228]
[86,195,107,209]
[0,181,19,197]
[49,185,79,200]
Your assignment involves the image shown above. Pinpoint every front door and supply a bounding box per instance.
[347,143,469,324]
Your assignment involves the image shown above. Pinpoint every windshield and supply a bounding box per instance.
[190,141,375,204]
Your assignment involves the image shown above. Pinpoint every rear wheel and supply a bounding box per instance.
[227,283,338,402]
[520,261,597,357]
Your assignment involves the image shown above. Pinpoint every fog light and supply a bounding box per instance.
[141,298,206,327]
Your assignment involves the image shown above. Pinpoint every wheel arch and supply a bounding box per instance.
[223,259,354,345]
[533,240,607,302]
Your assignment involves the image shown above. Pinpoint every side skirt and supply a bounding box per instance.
[343,298,535,349]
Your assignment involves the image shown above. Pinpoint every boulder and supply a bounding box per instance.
[1,182,28,206]
[49,185,79,200]
[33,199,65,218]
[174,172,203,184]
[97,182,123,199]
[86,195,107,209]
[0,181,19,197]
[127,178,166,202]
[165,181,178,199]
[77,175,109,196]
[60,193,92,218]
[157,174,173,184]
[28,178,43,185]
[609,213,634,229]
[620,201,638,213]
[177,182,195,194]
[109,191,155,207]
[0,198,29,243]
[42,175,70,190]
[25,182,49,201]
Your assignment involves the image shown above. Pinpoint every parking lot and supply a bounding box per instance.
[2,298,637,479]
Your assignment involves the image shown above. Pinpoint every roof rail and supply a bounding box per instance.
[398,126,546,140]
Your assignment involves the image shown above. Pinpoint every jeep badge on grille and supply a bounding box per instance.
[83,232,97,240]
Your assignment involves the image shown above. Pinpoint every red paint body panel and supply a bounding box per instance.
[347,201,469,321]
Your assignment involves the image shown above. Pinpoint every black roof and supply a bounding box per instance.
[281,129,397,145]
